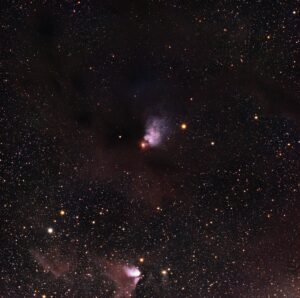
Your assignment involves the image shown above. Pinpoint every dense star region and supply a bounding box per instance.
[1,0,300,297]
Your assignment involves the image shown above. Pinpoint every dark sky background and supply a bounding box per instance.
[1,0,300,297]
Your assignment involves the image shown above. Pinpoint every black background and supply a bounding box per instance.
[1,1,300,297]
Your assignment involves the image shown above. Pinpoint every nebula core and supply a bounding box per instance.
[143,117,167,147]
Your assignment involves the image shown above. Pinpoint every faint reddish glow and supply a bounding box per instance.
[139,140,149,150]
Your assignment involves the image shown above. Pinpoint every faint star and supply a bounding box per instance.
[161,269,168,275]
[139,257,144,263]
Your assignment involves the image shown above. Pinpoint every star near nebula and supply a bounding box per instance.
[140,117,168,149]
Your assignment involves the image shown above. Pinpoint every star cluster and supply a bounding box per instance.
[1,0,300,297]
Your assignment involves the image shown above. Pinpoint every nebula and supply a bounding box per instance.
[100,259,141,298]
[124,265,141,279]
[30,249,70,279]
[143,117,167,147]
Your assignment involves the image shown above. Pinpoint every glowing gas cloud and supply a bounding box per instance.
[124,265,141,278]
[100,259,141,298]
[142,117,167,148]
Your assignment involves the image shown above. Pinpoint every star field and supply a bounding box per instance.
[1,0,300,297]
